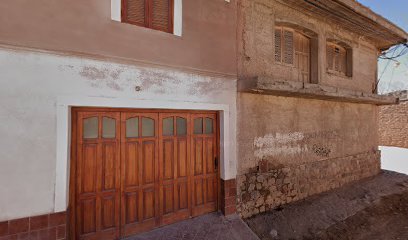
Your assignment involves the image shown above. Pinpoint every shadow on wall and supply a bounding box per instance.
[380,146,408,174]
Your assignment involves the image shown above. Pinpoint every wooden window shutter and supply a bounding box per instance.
[275,28,282,62]
[339,48,347,75]
[122,0,173,33]
[283,30,294,65]
[123,0,147,26]
[326,44,334,71]
[151,0,173,33]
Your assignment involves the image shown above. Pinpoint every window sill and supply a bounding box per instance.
[238,76,398,105]
[327,70,352,79]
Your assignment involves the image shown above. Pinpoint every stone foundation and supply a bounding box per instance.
[237,150,381,218]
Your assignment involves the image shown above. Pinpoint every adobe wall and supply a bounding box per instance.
[236,93,381,217]
[235,0,382,218]
[379,100,408,148]
[237,0,378,93]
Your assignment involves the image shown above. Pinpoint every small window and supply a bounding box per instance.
[102,117,116,138]
[122,0,174,33]
[275,27,311,82]
[142,117,155,137]
[163,117,174,136]
[176,117,187,136]
[126,117,139,138]
[204,118,213,134]
[326,42,352,77]
[83,117,99,139]
[194,118,203,134]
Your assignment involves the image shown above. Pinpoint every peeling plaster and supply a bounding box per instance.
[254,132,307,159]
[253,131,339,159]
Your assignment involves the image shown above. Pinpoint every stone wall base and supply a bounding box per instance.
[237,150,381,218]
[0,212,66,240]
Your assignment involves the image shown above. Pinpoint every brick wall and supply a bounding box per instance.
[236,150,381,218]
[0,212,66,240]
[379,100,408,148]
[221,179,237,215]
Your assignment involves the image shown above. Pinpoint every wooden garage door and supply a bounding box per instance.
[71,109,219,240]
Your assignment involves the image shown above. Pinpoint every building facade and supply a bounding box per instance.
[235,0,407,218]
[0,0,406,239]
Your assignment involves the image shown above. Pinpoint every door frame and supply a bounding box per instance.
[68,107,221,239]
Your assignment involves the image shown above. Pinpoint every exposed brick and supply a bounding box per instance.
[0,212,66,240]
[30,215,49,231]
[0,222,8,237]
[9,219,29,235]
[16,232,29,240]
[56,225,66,240]
[223,205,237,215]
[49,213,66,227]
[379,101,408,148]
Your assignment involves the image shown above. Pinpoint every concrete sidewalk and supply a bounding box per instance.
[125,212,259,240]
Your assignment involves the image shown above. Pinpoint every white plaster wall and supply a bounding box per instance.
[0,47,237,221]
[380,146,408,174]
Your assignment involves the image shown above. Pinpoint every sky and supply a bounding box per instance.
[357,0,408,94]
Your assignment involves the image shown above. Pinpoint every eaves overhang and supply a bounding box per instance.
[277,0,408,50]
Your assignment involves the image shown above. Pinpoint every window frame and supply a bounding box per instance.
[326,41,353,78]
[121,0,175,34]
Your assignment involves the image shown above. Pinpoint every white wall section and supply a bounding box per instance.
[0,47,237,221]
[380,146,408,174]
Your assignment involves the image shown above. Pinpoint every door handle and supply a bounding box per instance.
[214,157,218,170]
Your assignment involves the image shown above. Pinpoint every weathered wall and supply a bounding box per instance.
[0,47,237,221]
[236,93,380,217]
[237,0,378,93]
[237,94,379,175]
[237,150,380,218]
[0,0,237,75]
[379,101,408,148]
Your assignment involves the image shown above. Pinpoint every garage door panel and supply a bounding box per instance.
[124,192,139,224]
[142,141,156,185]
[142,188,156,220]
[162,184,174,214]
[75,110,218,239]
[194,138,204,176]
[205,138,215,174]
[124,142,139,187]
[163,140,174,180]
[194,179,204,206]
[102,143,117,191]
[178,182,188,210]
[206,177,216,203]
[177,139,188,177]
[80,199,97,235]
[101,196,116,229]
[81,144,98,194]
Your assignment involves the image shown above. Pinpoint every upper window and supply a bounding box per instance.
[326,42,352,77]
[275,27,311,83]
[122,0,174,33]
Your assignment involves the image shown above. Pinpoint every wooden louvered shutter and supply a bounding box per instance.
[123,0,147,26]
[326,44,334,71]
[339,47,347,75]
[275,28,282,62]
[283,30,294,65]
[151,0,173,33]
